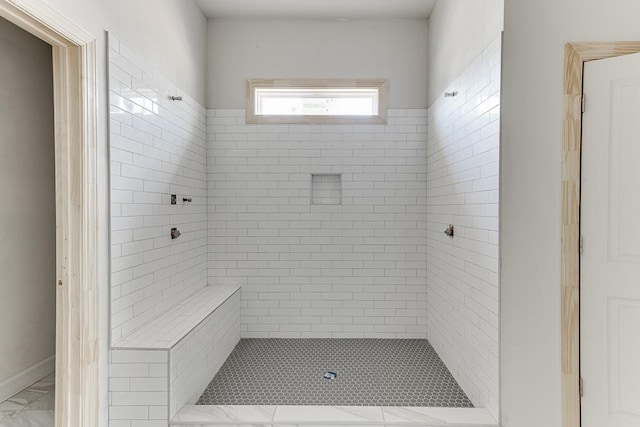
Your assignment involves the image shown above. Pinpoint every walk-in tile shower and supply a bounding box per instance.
[108,21,500,426]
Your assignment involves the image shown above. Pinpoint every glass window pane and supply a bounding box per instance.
[255,88,379,116]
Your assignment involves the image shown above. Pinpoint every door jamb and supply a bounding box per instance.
[562,41,640,427]
[0,1,99,426]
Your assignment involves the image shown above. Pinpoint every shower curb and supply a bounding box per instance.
[170,405,498,427]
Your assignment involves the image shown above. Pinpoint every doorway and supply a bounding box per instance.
[580,51,640,427]
[561,42,640,427]
[0,1,99,426]
[0,15,56,425]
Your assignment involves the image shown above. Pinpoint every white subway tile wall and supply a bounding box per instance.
[207,109,428,338]
[108,349,169,427]
[109,35,209,343]
[426,36,501,418]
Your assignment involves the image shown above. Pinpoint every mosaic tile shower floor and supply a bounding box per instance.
[197,339,474,407]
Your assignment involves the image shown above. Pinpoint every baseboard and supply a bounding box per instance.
[0,355,55,402]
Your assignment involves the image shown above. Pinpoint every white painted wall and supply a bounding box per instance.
[206,18,429,109]
[426,35,501,419]
[0,16,55,391]
[428,0,503,105]
[501,0,640,426]
[207,109,428,338]
[28,1,207,425]
[44,0,207,104]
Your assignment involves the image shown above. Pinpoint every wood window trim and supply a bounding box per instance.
[246,78,388,125]
[562,41,640,427]
[0,1,99,426]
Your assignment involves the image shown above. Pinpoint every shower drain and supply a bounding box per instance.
[323,371,338,380]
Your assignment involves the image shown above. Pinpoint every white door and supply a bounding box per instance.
[581,52,640,427]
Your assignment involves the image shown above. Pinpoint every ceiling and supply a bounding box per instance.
[194,0,437,19]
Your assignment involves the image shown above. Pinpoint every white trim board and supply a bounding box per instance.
[0,1,100,426]
[0,356,54,403]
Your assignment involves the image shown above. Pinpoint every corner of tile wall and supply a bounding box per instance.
[426,34,502,418]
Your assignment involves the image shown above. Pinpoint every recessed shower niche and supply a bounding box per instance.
[311,173,342,205]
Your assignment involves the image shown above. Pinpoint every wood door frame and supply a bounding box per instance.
[562,41,640,427]
[0,1,99,426]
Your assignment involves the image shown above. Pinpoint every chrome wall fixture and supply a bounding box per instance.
[169,95,183,101]
[444,91,458,98]
[171,194,192,204]
[444,224,455,238]
[171,228,181,239]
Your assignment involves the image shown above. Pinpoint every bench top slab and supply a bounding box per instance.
[113,286,239,350]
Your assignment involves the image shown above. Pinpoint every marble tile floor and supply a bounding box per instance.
[172,405,498,426]
[0,372,54,427]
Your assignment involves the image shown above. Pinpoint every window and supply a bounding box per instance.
[246,79,388,124]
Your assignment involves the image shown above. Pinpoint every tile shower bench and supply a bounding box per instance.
[109,286,240,427]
